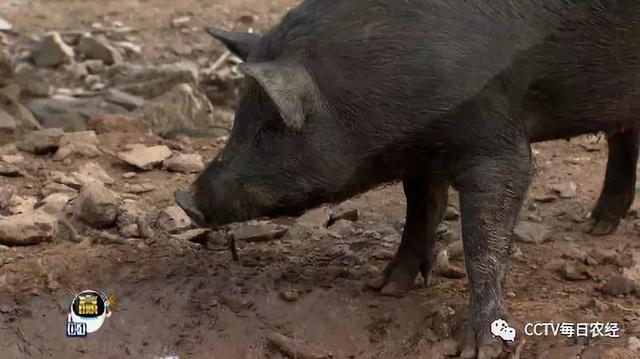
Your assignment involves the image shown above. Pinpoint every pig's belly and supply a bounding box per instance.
[523,107,637,143]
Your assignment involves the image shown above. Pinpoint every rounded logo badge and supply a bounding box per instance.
[67,290,114,336]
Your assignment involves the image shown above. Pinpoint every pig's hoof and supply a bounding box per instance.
[460,332,504,359]
[585,218,618,236]
[365,253,426,296]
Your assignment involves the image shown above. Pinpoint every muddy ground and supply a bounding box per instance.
[1,1,639,358]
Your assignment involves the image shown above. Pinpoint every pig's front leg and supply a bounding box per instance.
[367,177,448,296]
[455,152,533,359]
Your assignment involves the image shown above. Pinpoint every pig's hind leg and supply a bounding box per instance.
[366,177,448,296]
[588,126,640,235]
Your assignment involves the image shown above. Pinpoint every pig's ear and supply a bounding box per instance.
[204,27,261,61]
[239,62,323,130]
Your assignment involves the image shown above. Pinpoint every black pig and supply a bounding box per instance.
[176,1,640,357]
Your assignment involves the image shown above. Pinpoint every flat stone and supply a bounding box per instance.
[39,192,72,214]
[104,89,145,111]
[73,182,119,228]
[0,154,24,164]
[41,182,78,197]
[0,17,13,32]
[162,153,204,173]
[123,182,155,194]
[588,248,620,266]
[55,130,101,159]
[0,211,58,245]
[31,32,75,67]
[157,205,192,234]
[297,207,332,228]
[513,221,550,244]
[172,228,209,243]
[84,59,106,74]
[328,209,359,225]
[26,96,128,131]
[0,108,16,132]
[17,128,64,154]
[118,145,172,170]
[77,162,114,185]
[230,222,288,243]
[107,62,199,99]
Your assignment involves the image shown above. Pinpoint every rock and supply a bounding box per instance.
[132,83,220,136]
[0,108,16,133]
[107,62,199,99]
[589,248,620,266]
[118,145,171,170]
[41,182,77,197]
[84,59,106,74]
[54,130,101,159]
[432,339,460,357]
[162,153,204,173]
[0,17,13,32]
[297,207,332,228]
[39,192,72,213]
[526,212,543,223]
[31,32,75,67]
[513,221,550,244]
[171,16,191,28]
[266,332,329,359]
[84,74,101,87]
[26,96,128,131]
[8,195,37,214]
[0,211,58,245]
[77,33,122,65]
[0,154,24,164]
[444,205,460,221]
[17,128,64,154]
[122,172,136,179]
[561,244,588,261]
[601,276,637,296]
[88,115,150,134]
[623,265,640,284]
[279,289,300,302]
[157,206,192,234]
[14,64,52,97]
[116,199,144,238]
[123,182,156,194]
[559,261,591,281]
[104,89,144,111]
[0,163,23,177]
[328,219,355,236]
[230,222,288,242]
[550,181,577,199]
[73,182,119,228]
[628,337,640,352]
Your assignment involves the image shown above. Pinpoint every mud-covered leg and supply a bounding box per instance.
[456,155,533,359]
[589,126,640,236]
[367,177,448,296]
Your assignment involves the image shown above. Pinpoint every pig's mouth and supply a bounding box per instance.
[174,189,207,227]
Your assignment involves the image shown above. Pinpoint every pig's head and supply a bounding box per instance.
[175,27,362,228]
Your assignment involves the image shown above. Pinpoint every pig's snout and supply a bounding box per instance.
[174,189,206,227]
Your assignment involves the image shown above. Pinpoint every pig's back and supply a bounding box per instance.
[251,0,573,117]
